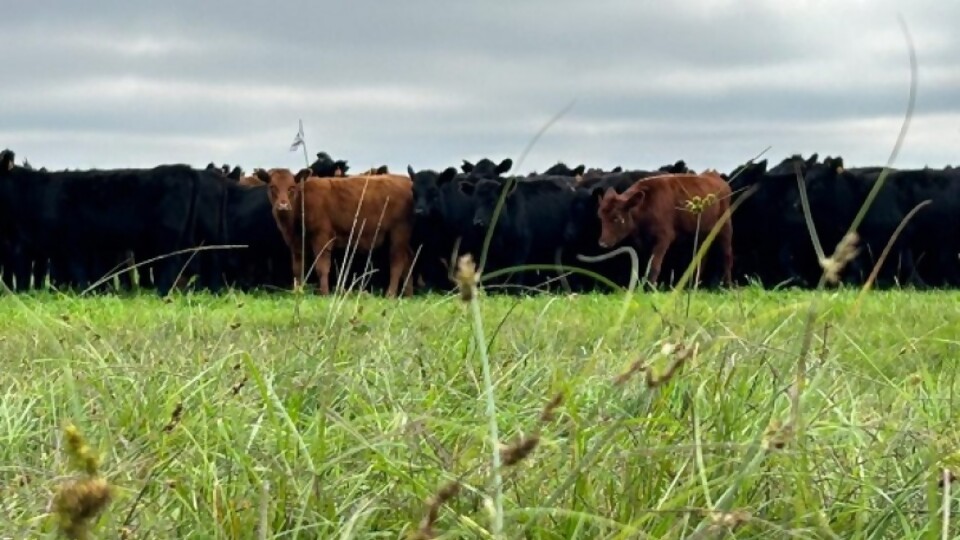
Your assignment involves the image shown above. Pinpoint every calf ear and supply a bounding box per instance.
[572,164,586,176]
[496,158,513,175]
[255,168,271,184]
[438,167,458,185]
[623,188,647,210]
[377,165,389,174]
[461,160,475,173]
[227,166,243,181]
[407,165,417,180]
[458,181,475,195]
[295,168,312,183]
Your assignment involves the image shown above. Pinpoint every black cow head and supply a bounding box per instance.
[461,157,513,179]
[470,178,518,229]
[408,165,458,218]
[227,166,244,181]
[1,149,15,172]
[564,186,606,243]
[310,151,350,177]
[659,160,690,174]
[544,162,586,177]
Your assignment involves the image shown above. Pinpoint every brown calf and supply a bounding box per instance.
[596,173,733,286]
[259,168,415,297]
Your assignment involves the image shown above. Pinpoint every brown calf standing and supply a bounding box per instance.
[596,173,734,287]
[259,168,415,297]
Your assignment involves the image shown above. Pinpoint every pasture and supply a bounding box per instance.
[3,286,958,538]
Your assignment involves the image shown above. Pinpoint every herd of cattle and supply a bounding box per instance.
[1,147,958,297]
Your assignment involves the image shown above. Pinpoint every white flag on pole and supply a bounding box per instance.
[289,121,305,152]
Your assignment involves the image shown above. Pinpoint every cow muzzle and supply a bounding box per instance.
[598,239,610,248]
[276,202,292,212]
[414,207,428,216]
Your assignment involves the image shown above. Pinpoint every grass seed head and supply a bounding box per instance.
[500,434,541,466]
[613,359,647,386]
[539,392,564,423]
[819,232,860,284]
[409,480,461,540]
[53,477,113,540]
[162,402,184,433]
[455,255,479,302]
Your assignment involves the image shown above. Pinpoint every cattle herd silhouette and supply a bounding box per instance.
[1,147,956,297]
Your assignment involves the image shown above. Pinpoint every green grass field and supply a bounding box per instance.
[2,285,959,538]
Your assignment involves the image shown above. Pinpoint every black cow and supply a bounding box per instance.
[309,152,349,177]
[463,174,577,293]
[0,149,227,296]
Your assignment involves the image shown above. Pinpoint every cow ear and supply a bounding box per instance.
[572,164,586,176]
[496,158,513,175]
[377,165,389,174]
[295,168,312,183]
[227,166,243,181]
[612,166,623,173]
[407,165,417,180]
[458,180,475,195]
[461,160,474,173]
[438,167,458,185]
[623,187,647,210]
[807,153,819,166]
[335,160,349,174]
[255,168,271,184]
[1,150,14,172]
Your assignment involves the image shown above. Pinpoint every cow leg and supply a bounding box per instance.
[312,243,333,296]
[718,222,735,288]
[290,242,306,290]
[387,230,414,298]
[645,234,674,288]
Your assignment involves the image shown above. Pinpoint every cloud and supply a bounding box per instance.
[4,0,958,173]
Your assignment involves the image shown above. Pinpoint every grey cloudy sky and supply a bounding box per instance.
[3,0,958,175]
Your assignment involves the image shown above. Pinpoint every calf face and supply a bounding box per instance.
[467,178,516,229]
[408,166,457,218]
[597,187,641,248]
[262,168,310,213]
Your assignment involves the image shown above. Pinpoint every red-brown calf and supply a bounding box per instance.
[259,168,416,297]
[596,173,734,286]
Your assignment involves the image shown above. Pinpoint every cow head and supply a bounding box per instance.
[1,149,15,173]
[544,162,586,177]
[226,166,244,181]
[263,168,308,214]
[564,186,605,243]
[310,151,350,177]
[470,177,518,229]
[597,186,646,248]
[461,157,513,179]
[408,165,457,219]
[659,160,690,174]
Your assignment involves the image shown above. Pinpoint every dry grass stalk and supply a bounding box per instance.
[613,359,647,386]
[539,392,564,424]
[409,481,461,540]
[162,402,183,433]
[646,341,697,388]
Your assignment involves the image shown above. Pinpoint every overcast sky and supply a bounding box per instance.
[3,0,958,175]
